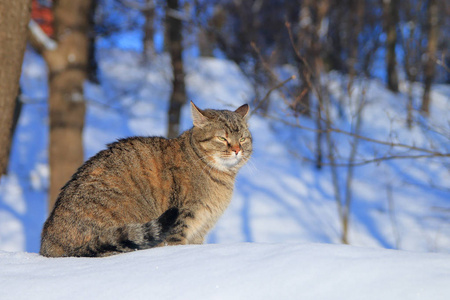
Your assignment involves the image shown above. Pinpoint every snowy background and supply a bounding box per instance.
[1,48,449,254]
[0,46,449,299]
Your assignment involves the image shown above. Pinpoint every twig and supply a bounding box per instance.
[265,114,448,156]
[285,21,314,85]
[434,53,450,73]
[250,41,294,107]
[386,184,401,249]
[116,0,155,11]
[250,75,296,116]
[296,152,450,167]
[117,0,188,21]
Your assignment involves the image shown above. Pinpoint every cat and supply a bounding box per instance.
[40,101,252,257]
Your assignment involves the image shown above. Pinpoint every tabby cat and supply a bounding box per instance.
[40,102,252,257]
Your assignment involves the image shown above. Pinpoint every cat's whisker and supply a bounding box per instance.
[197,154,219,175]
[241,157,258,175]
[207,163,215,176]
[191,153,215,172]
[203,161,214,174]
[248,161,258,172]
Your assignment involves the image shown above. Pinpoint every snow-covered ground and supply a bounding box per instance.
[0,47,449,299]
[2,243,450,300]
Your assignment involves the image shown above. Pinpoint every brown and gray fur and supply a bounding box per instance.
[40,102,252,257]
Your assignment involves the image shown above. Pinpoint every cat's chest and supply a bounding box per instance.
[198,175,234,213]
[159,152,235,214]
[182,176,234,242]
[175,171,233,207]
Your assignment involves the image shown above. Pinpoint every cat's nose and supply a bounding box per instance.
[231,145,240,155]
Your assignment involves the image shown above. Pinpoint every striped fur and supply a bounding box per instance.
[40,102,252,257]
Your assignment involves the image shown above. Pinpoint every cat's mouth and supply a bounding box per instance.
[213,152,244,170]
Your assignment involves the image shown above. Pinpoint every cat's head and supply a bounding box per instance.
[191,101,252,172]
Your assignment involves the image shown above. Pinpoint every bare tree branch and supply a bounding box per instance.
[117,0,188,21]
[292,151,450,167]
[250,75,296,117]
[116,0,155,11]
[264,113,446,156]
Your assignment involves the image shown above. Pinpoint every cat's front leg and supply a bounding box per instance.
[190,235,205,245]
[165,232,204,246]
[164,208,206,246]
[165,230,189,245]
[164,208,193,245]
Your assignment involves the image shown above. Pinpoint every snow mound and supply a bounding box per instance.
[1,243,449,300]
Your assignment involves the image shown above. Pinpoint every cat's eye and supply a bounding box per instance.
[217,136,227,142]
[240,137,246,142]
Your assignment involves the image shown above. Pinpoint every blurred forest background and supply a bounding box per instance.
[0,0,449,252]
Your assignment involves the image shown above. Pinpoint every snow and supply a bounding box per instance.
[1,243,450,300]
[0,47,449,298]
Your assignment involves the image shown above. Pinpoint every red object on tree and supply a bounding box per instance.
[31,0,54,37]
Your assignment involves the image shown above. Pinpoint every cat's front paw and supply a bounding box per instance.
[165,235,188,246]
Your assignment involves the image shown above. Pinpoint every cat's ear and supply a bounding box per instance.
[235,104,250,118]
[191,101,209,128]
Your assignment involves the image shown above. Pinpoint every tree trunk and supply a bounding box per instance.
[166,0,186,139]
[43,0,91,212]
[87,0,99,83]
[421,0,439,115]
[0,0,31,177]
[347,0,364,80]
[198,28,214,57]
[296,0,329,168]
[143,0,155,63]
[296,0,313,116]
[402,5,420,128]
[4,93,24,174]
[383,0,399,92]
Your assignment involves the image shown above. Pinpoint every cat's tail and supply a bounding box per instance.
[71,207,179,257]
